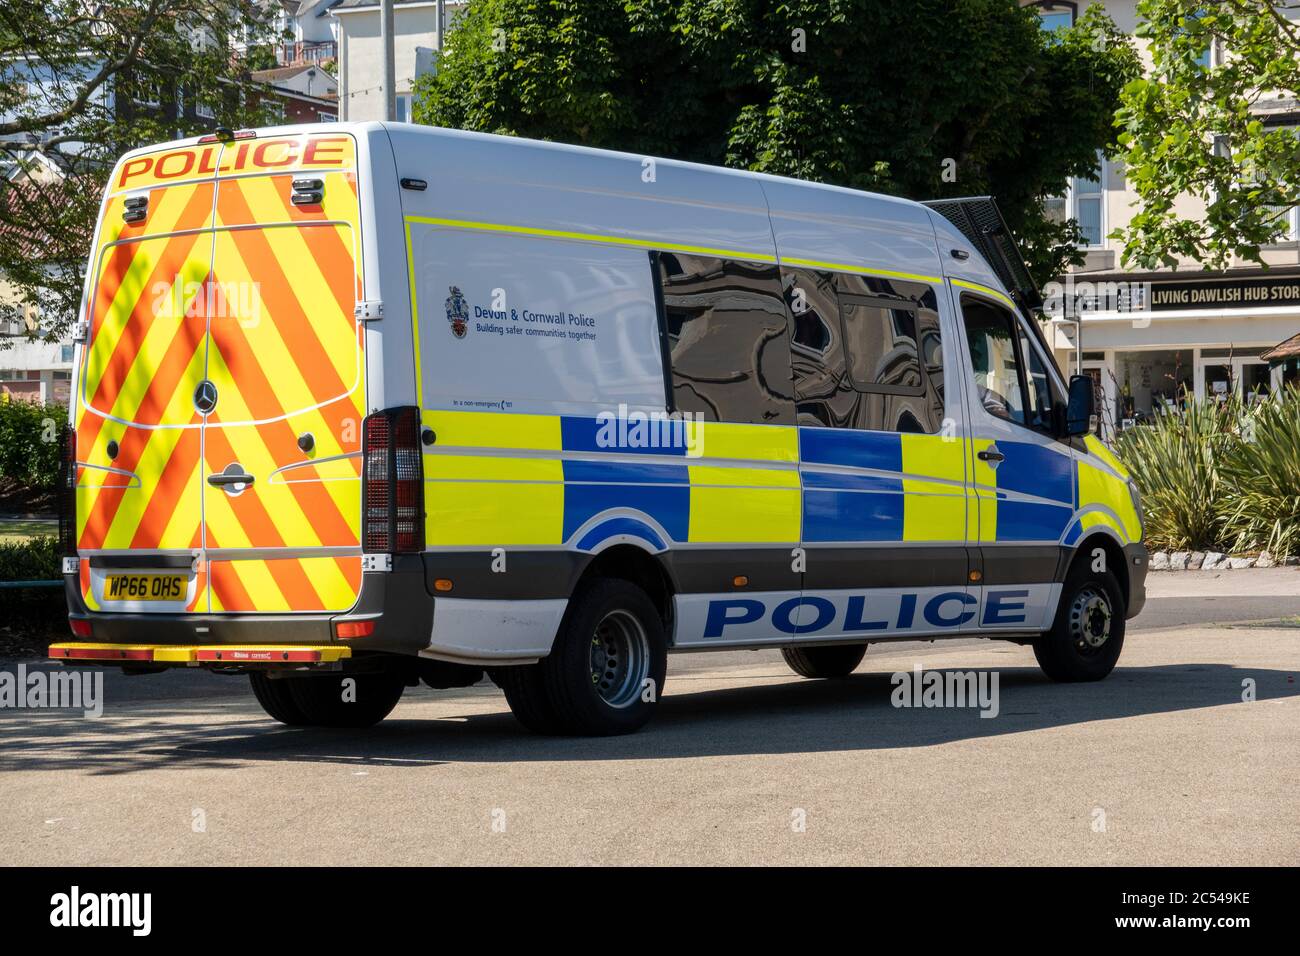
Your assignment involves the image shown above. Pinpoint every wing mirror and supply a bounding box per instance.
[1064,374,1094,437]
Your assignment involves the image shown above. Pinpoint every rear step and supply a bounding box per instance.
[49,643,352,665]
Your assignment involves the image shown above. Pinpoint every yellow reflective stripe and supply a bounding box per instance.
[422,409,562,451]
[427,480,564,546]
[900,434,966,542]
[405,215,778,263]
[782,255,941,285]
[688,464,800,543]
[1077,461,1140,544]
[900,433,965,484]
[1084,434,1130,481]
[685,421,798,463]
[406,222,424,403]
[951,278,1016,310]
[426,453,562,483]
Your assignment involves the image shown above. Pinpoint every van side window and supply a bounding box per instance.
[1018,324,1064,434]
[653,252,795,425]
[782,268,945,434]
[961,295,1029,426]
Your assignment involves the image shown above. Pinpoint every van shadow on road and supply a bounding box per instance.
[2,663,1296,775]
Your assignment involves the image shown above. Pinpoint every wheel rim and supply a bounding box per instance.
[588,609,650,709]
[1069,585,1113,656]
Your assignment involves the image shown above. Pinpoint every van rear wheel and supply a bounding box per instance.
[284,672,406,727]
[1033,564,1126,682]
[781,643,867,679]
[532,578,667,736]
[249,672,310,725]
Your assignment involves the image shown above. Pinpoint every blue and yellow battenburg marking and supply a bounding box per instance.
[419,409,1010,550]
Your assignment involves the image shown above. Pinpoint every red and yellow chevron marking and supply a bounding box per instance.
[75,179,217,568]
[207,556,363,613]
[197,155,364,613]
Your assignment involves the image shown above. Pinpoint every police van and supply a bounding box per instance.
[52,122,1146,735]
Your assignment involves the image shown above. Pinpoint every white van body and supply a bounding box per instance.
[56,122,1146,734]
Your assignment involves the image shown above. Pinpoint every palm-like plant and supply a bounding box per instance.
[1220,385,1300,559]
[1114,397,1239,552]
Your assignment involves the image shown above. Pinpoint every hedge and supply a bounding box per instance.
[0,399,65,489]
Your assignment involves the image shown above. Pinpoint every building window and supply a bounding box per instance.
[1045,150,1105,247]
[396,94,413,123]
[136,79,161,107]
[1033,3,1076,33]
[1215,133,1299,243]
[319,111,337,122]
[654,252,795,425]
[196,99,215,120]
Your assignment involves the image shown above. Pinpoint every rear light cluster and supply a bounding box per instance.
[362,407,424,554]
[58,425,77,557]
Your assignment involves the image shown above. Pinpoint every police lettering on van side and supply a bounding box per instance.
[699,587,1037,640]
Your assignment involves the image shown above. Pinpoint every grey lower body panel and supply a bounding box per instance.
[64,554,435,655]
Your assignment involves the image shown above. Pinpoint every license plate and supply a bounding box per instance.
[104,574,187,602]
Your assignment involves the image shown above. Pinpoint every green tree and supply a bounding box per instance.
[414,0,1140,282]
[1114,0,1300,270]
[0,0,281,343]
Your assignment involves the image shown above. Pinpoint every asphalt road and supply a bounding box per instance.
[2,569,1298,866]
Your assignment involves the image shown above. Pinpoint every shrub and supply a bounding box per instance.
[0,536,64,657]
[1219,385,1300,559]
[0,399,65,489]
[1114,398,1239,552]
[0,534,59,582]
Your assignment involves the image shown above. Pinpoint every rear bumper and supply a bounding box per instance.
[63,554,434,655]
[50,643,351,665]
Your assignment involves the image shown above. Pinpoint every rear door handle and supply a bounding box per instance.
[208,472,255,486]
[977,449,1005,463]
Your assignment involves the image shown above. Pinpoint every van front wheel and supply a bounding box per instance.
[1033,565,1126,682]
[781,643,867,679]
[538,579,668,736]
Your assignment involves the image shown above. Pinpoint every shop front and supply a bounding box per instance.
[1047,266,1300,440]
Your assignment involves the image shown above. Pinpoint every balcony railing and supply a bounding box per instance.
[281,41,337,66]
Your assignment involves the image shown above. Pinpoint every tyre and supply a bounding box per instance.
[781,643,867,679]
[536,578,668,736]
[249,671,311,725]
[492,664,566,735]
[284,672,405,727]
[1033,564,1126,682]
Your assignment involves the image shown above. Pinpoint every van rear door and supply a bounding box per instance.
[199,132,366,614]
[74,148,219,612]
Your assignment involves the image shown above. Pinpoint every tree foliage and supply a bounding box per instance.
[1114,0,1300,270]
[414,0,1140,282]
[0,0,281,342]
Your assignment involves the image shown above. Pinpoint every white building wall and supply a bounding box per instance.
[334,4,442,122]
